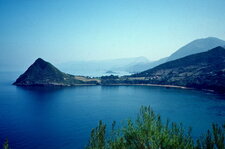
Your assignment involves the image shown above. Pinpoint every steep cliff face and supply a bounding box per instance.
[132,46,225,92]
[13,58,99,86]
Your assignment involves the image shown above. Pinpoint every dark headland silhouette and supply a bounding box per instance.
[131,46,225,93]
[135,37,225,72]
[13,58,100,86]
[14,46,225,93]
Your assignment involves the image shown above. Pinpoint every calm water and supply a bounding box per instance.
[0,72,224,149]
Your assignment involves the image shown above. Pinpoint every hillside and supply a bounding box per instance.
[13,47,225,93]
[13,58,100,86]
[125,57,168,73]
[129,37,225,71]
[167,37,225,61]
[131,46,225,92]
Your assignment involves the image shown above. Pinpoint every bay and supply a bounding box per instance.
[0,72,224,149]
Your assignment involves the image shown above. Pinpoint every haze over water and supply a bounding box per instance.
[1,0,225,71]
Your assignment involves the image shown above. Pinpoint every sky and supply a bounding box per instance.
[1,0,225,71]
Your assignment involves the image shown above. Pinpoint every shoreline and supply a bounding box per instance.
[14,83,223,94]
[101,84,221,94]
[102,83,191,89]
[14,83,192,90]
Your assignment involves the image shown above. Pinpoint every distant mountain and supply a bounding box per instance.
[13,47,225,93]
[130,46,225,93]
[138,37,225,71]
[167,37,225,61]
[125,57,168,73]
[57,56,150,76]
[53,37,225,76]
[13,58,99,86]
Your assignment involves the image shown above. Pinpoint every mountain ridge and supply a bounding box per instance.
[167,37,225,61]
[126,37,225,71]
[13,44,225,93]
[130,46,225,93]
[57,56,150,76]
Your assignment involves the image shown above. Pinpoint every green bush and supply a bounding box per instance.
[2,139,10,149]
[86,106,225,149]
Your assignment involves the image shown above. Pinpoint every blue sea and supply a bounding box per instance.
[0,72,224,149]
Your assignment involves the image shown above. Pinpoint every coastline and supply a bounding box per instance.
[101,83,191,90]
[13,82,189,89]
[14,83,223,94]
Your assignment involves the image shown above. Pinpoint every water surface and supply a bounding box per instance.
[0,72,224,149]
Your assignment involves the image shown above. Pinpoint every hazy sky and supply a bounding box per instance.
[1,0,225,70]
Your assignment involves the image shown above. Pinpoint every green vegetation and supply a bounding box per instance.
[132,46,225,93]
[13,58,99,86]
[1,106,224,149]
[101,75,120,85]
[2,139,10,149]
[86,106,225,149]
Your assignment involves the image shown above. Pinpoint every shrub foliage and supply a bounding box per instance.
[86,106,225,149]
[2,139,9,149]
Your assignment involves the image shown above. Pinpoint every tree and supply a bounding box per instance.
[86,106,225,149]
